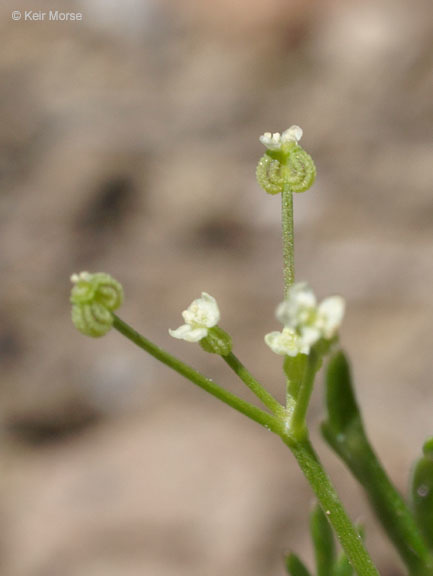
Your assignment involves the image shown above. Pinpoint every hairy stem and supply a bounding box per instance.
[284,435,380,576]
[282,185,295,297]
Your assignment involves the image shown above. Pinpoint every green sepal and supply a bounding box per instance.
[285,553,312,576]
[411,437,433,549]
[284,353,308,400]
[199,326,232,356]
[310,503,336,576]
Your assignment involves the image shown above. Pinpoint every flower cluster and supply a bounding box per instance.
[265,283,345,357]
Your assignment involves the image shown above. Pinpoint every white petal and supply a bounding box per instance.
[259,132,272,144]
[259,131,282,150]
[318,296,345,338]
[298,340,311,355]
[281,125,303,143]
[169,324,208,342]
[300,326,321,347]
[290,282,317,308]
[275,300,292,326]
[265,331,287,355]
[276,283,317,326]
[265,328,308,357]
[70,271,91,283]
[182,292,220,328]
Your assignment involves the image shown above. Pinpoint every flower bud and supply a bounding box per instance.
[70,272,123,337]
[200,326,232,356]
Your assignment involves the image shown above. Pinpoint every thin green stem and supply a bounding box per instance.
[112,315,284,435]
[112,317,380,576]
[290,349,320,437]
[223,352,285,417]
[283,435,380,576]
[281,185,295,298]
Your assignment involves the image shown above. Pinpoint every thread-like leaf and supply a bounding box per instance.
[311,503,336,576]
[285,553,312,576]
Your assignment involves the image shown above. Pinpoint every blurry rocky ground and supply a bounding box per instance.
[0,0,432,574]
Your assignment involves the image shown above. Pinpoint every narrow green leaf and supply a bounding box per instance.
[285,553,312,576]
[322,351,433,575]
[332,553,353,576]
[423,437,433,458]
[310,503,336,576]
[324,350,360,433]
[411,437,433,549]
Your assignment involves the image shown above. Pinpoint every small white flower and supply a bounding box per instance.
[275,283,345,347]
[169,292,220,343]
[265,327,310,357]
[259,125,303,150]
[276,282,316,326]
[315,296,346,339]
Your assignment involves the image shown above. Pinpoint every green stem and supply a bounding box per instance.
[290,349,320,437]
[282,185,295,298]
[283,435,380,576]
[112,315,284,435]
[223,352,285,417]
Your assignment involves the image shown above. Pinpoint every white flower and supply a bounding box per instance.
[265,327,310,357]
[169,292,220,343]
[314,296,346,339]
[259,126,303,150]
[276,282,317,326]
[275,283,345,346]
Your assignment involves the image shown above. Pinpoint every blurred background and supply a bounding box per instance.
[1,0,432,574]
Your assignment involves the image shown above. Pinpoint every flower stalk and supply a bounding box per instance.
[112,314,283,435]
[282,185,295,297]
